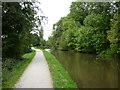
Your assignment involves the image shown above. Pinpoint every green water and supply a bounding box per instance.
[51,50,118,88]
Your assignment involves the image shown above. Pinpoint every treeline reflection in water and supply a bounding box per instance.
[45,49,119,88]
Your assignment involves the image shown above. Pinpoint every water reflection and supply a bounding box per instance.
[45,49,51,52]
[51,50,118,88]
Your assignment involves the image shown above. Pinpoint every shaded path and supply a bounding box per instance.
[14,48,53,88]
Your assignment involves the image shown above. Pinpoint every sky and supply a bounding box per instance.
[38,0,75,40]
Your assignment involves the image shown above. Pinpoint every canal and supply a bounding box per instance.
[49,50,118,88]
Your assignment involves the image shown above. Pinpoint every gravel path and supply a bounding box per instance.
[14,48,53,88]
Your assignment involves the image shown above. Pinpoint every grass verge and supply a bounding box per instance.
[42,50,77,88]
[2,50,36,88]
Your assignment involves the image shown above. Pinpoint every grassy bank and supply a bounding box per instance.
[2,50,36,88]
[42,50,77,88]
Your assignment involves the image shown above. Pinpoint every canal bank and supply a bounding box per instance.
[51,50,118,88]
[42,50,77,88]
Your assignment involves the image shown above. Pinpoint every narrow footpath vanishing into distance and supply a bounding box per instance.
[14,48,53,88]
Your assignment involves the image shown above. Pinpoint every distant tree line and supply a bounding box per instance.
[2,2,46,60]
[47,2,120,56]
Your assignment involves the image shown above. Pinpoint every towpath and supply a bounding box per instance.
[14,48,53,88]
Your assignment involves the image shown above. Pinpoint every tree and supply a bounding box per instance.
[2,2,45,59]
[107,7,120,54]
[48,1,119,56]
[69,2,88,25]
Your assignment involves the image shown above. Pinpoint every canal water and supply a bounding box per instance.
[46,49,118,88]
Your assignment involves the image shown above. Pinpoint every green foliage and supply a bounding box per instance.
[59,31,68,50]
[74,26,108,53]
[2,2,35,59]
[42,50,77,88]
[2,2,45,59]
[107,7,120,54]
[75,26,96,52]
[92,31,109,53]
[31,34,40,46]
[48,15,80,50]
[100,49,115,56]
[47,2,119,56]
[83,14,109,30]
[2,50,35,88]
[70,2,88,25]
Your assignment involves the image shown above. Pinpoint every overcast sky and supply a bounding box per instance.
[38,0,75,40]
